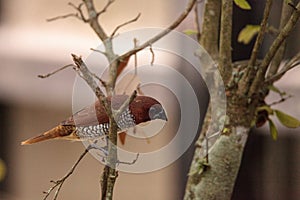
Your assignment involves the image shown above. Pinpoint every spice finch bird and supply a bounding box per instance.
[21,95,167,145]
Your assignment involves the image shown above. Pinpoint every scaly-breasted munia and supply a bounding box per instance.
[21,95,167,145]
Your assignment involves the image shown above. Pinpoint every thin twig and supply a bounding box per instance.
[113,90,137,120]
[111,13,141,37]
[269,94,293,106]
[265,52,300,84]
[137,83,144,95]
[194,1,201,41]
[267,1,293,78]
[134,38,138,75]
[266,25,279,36]
[43,149,89,200]
[47,13,81,22]
[288,2,298,10]
[38,64,74,78]
[117,153,140,165]
[90,48,107,56]
[47,2,87,22]
[121,73,139,95]
[149,45,155,66]
[68,2,87,22]
[91,72,107,88]
[97,0,115,16]
[119,0,197,61]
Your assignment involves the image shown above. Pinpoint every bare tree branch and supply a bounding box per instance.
[267,2,293,77]
[43,148,89,200]
[90,47,107,56]
[71,54,111,115]
[113,90,137,120]
[194,1,201,42]
[249,2,300,96]
[83,0,109,41]
[47,2,87,22]
[68,2,87,22]
[134,38,138,74]
[97,0,115,16]
[38,64,74,78]
[249,0,273,68]
[238,0,273,95]
[265,51,300,84]
[47,13,82,22]
[117,153,140,165]
[199,0,221,59]
[149,45,155,66]
[219,0,233,84]
[119,0,197,60]
[269,94,293,106]
[111,13,141,37]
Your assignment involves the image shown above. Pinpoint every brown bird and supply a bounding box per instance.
[21,95,167,145]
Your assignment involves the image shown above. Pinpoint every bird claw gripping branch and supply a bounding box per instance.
[21,95,167,145]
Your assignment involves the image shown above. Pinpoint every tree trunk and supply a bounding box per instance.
[185,90,255,199]
[185,126,249,199]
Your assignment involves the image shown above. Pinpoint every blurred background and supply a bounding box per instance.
[0,0,299,199]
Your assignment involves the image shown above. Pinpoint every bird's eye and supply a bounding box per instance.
[149,105,158,120]
[149,104,167,121]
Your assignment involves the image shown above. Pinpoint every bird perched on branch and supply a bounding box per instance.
[21,95,167,145]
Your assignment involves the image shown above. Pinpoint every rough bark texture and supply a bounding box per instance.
[200,0,220,58]
[219,0,232,84]
[185,91,255,199]
[187,127,249,200]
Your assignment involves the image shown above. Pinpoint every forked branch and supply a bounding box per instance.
[71,54,111,115]
[265,51,300,84]
[43,148,89,200]
[111,13,141,37]
[249,2,300,96]
[120,0,197,60]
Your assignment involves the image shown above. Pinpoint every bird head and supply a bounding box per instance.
[129,96,168,125]
[148,104,168,121]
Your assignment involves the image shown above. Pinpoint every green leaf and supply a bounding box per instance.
[234,0,252,10]
[238,25,260,44]
[274,109,300,128]
[256,105,273,115]
[268,119,278,140]
[222,127,230,134]
[183,29,198,36]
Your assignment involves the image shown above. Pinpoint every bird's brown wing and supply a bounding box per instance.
[61,101,109,127]
[60,95,130,127]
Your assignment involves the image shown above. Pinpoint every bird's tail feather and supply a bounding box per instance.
[21,125,75,145]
